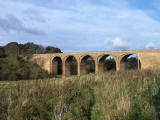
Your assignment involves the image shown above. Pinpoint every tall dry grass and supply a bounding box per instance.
[0,69,160,120]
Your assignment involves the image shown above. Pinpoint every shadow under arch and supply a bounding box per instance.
[65,56,78,76]
[98,55,116,73]
[52,56,62,76]
[120,54,141,70]
[80,55,95,75]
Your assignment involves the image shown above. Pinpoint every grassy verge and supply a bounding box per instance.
[0,70,160,120]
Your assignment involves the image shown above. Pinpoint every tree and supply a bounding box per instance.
[5,42,19,58]
[0,47,5,58]
[19,42,45,56]
[2,42,62,58]
[45,46,62,53]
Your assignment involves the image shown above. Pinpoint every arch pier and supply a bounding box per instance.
[32,50,160,77]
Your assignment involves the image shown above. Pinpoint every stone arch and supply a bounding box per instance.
[98,54,116,73]
[120,54,141,70]
[65,55,78,76]
[52,56,62,76]
[80,55,95,75]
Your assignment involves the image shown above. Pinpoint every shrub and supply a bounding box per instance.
[0,57,48,81]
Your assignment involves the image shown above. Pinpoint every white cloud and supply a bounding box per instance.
[145,42,156,49]
[0,0,160,51]
[112,37,129,50]
[104,37,129,50]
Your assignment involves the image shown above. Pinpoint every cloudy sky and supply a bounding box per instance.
[0,0,160,52]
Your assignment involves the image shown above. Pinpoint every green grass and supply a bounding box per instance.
[1,69,160,120]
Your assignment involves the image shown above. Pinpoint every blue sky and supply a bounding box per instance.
[0,0,160,52]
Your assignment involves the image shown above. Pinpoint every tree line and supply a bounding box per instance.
[0,42,62,58]
[0,42,62,81]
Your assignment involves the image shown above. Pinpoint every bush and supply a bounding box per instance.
[0,57,48,81]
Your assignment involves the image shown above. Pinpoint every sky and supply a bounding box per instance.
[0,0,160,52]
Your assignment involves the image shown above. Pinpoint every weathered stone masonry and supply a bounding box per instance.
[32,49,160,77]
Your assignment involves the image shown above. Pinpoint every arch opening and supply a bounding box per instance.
[120,54,141,70]
[99,55,116,73]
[80,55,95,75]
[65,56,77,76]
[52,57,62,76]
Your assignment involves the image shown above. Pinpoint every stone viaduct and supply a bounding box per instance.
[32,49,160,77]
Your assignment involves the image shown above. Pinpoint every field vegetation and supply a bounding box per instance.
[0,69,160,120]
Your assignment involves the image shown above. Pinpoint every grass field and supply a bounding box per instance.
[1,69,160,120]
